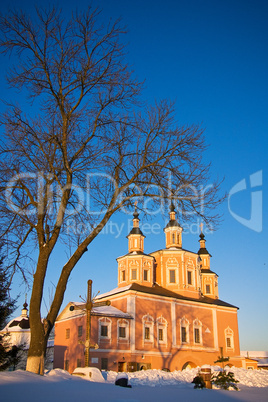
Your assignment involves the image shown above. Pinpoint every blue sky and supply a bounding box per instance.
[0,0,267,351]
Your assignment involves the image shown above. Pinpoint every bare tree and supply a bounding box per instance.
[0,7,222,374]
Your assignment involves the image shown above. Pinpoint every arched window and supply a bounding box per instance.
[180,317,190,344]
[156,316,167,345]
[117,319,129,342]
[225,327,234,350]
[142,314,154,344]
[193,319,202,345]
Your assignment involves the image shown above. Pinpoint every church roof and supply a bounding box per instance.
[56,301,133,321]
[198,248,212,256]
[3,315,30,332]
[201,268,218,276]
[96,283,238,309]
[117,250,155,260]
[8,318,30,329]
[164,219,180,229]
[91,305,133,319]
[127,227,145,237]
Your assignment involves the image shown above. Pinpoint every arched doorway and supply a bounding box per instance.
[182,361,197,370]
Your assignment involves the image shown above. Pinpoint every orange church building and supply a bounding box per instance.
[54,207,253,373]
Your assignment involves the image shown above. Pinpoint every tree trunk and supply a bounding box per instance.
[26,323,47,375]
[26,250,51,375]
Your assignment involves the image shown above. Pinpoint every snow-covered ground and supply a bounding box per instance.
[0,366,268,402]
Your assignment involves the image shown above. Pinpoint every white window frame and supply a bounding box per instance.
[187,270,193,285]
[142,314,154,344]
[193,318,202,345]
[156,316,167,345]
[225,327,234,350]
[98,317,112,343]
[166,258,179,285]
[117,319,129,342]
[180,317,190,344]
[129,260,139,281]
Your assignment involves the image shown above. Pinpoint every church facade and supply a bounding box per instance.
[54,207,251,373]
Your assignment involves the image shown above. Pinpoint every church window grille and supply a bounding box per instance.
[144,269,148,281]
[169,270,175,283]
[145,327,150,340]
[180,317,190,344]
[187,271,192,285]
[181,326,187,343]
[101,325,108,337]
[121,270,126,282]
[78,325,83,338]
[193,319,202,345]
[131,269,137,280]
[156,316,167,344]
[206,284,211,294]
[119,326,126,338]
[194,328,200,344]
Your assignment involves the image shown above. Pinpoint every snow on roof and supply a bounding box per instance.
[3,315,30,332]
[92,305,132,318]
[95,285,131,299]
[241,351,268,358]
[60,302,133,320]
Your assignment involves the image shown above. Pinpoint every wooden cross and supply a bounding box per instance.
[70,279,110,367]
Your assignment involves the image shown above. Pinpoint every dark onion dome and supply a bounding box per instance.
[127,226,144,237]
[198,232,211,256]
[133,209,139,220]
[170,202,175,212]
[165,219,180,229]
[164,202,181,229]
[198,247,211,255]
[199,232,205,240]
[127,206,145,237]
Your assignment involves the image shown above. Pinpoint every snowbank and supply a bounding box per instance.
[104,366,268,388]
[0,367,268,402]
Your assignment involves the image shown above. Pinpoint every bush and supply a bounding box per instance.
[192,375,206,389]
[211,370,239,390]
